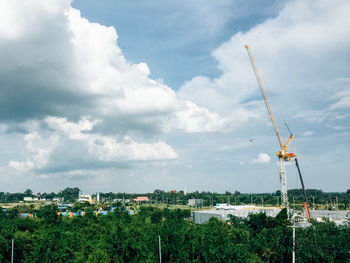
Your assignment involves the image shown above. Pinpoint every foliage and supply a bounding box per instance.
[58,187,80,202]
[0,206,349,262]
[36,205,60,225]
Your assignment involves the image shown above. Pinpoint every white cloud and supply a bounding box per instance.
[9,132,58,172]
[45,116,178,162]
[251,153,271,164]
[329,88,350,110]
[0,0,234,135]
[329,96,350,110]
[326,125,345,131]
[8,117,178,173]
[178,0,350,127]
[45,116,97,140]
[0,0,246,176]
[66,6,239,134]
[301,131,314,137]
[168,101,229,133]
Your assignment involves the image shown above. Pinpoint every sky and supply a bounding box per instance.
[0,0,349,194]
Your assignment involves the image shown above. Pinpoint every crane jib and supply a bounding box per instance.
[244,45,284,150]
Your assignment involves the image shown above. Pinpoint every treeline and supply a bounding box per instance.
[102,189,350,209]
[0,188,80,203]
[0,205,349,262]
[1,188,350,210]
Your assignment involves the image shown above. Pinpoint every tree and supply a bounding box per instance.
[87,248,110,263]
[36,205,60,224]
[24,189,33,197]
[59,187,80,202]
[4,207,19,219]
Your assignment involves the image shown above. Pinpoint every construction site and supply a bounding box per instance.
[192,45,350,228]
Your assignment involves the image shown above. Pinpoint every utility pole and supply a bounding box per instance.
[11,238,14,263]
[313,196,315,210]
[336,197,338,210]
[251,195,253,205]
[261,196,264,207]
[288,225,296,263]
[158,235,162,263]
[292,225,296,263]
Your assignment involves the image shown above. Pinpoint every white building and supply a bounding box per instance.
[188,199,204,207]
[78,194,92,204]
[193,205,281,224]
[23,197,39,202]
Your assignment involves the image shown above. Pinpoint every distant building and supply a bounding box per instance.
[114,198,130,203]
[23,197,39,202]
[193,205,282,224]
[188,199,204,207]
[310,210,350,225]
[57,204,73,212]
[78,194,92,204]
[133,196,149,202]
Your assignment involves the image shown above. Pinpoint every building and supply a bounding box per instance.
[309,210,350,225]
[188,199,204,207]
[57,204,73,212]
[114,198,130,203]
[23,197,39,202]
[133,196,149,202]
[78,194,92,204]
[193,205,281,224]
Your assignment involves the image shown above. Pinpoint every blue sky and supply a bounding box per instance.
[0,0,349,194]
[72,0,288,89]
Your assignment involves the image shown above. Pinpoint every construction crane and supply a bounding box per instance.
[244,45,311,220]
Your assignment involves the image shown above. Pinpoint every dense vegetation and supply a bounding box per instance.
[0,205,349,262]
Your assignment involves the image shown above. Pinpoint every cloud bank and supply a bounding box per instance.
[179,0,350,125]
[0,0,243,174]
